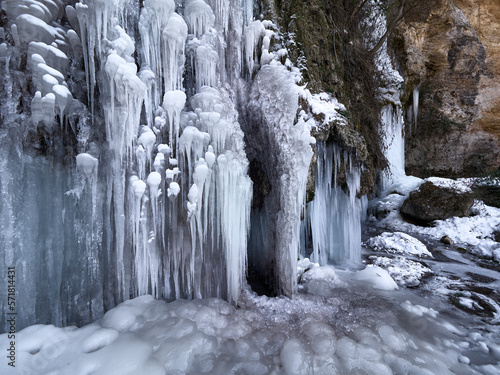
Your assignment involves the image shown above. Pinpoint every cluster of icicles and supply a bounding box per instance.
[1,0,366,309]
[71,0,257,304]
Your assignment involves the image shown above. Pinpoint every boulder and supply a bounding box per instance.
[440,235,454,246]
[400,182,474,224]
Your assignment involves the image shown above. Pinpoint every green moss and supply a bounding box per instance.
[266,0,388,195]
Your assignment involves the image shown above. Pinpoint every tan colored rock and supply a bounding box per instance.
[455,0,500,139]
[396,0,500,177]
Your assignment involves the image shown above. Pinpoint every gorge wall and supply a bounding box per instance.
[271,0,500,179]
[395,0,500,177]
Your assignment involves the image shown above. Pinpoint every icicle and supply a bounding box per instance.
[307,143,363,265]
[195,44,218,91]
[206,0,229,33]
[178,126,210,177]
[131,177,148,295]
[413,85,420,128]
[162,90,186,154]
[31,91,43,127]
[139,0,175,104]
[52,84,72,128]
[138,68,157,128]
[41,92,55,124]
[184,0,215,38]
[162,13,188,92]
[216,151,252,304]
[244,21,265,76]
[147,171,161,230]
[379,105,405,192]
[75,0,132,114]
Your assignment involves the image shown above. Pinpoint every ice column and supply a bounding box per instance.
[139,0,176,107]
[307,143,363,265]
[371,1,406,194]
[247,64,313,297]
[412,85,420,128]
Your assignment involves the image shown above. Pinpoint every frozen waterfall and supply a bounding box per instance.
[0,0,365,330]
[305,142,365,266]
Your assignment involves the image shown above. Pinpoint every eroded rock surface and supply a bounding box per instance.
[395,0,500,177]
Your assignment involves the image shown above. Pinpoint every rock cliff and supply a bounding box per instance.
[395,0,500,177]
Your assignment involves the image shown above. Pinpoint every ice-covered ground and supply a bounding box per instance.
[2,264,500,374]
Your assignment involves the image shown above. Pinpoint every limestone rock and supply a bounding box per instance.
[400,181,474,224]
[395,0,500,177]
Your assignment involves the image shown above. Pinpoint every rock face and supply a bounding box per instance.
[395,0,500,177]
[400,182,474,224]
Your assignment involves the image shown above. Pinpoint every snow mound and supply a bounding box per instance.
[366,231,433,258]
[354,265,398,290]
[425,177,472,194]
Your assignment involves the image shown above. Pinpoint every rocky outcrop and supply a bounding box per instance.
[264,0,386,195]
[400,181,474,224]
[395,0,500,177]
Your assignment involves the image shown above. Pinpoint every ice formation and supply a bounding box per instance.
[0,0,261,328]
[370,1,407,195]
[0,0,371,332]
[2,283,497,374]
[2,2,500,373]
[246,63,313,296]
[305,142,364,265]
